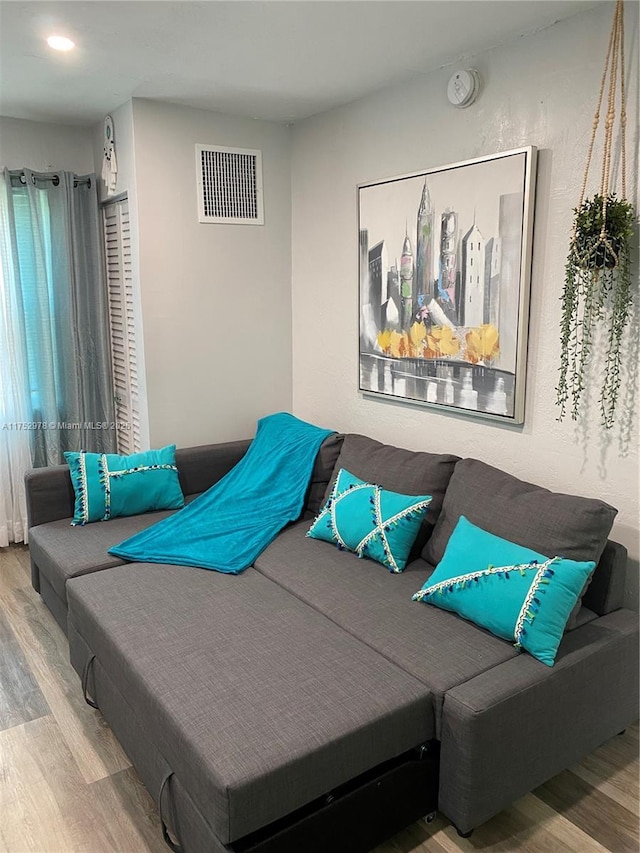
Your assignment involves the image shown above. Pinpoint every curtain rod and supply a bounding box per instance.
[8,169,92,188]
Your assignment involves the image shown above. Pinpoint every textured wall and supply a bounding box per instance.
[131,99,293,448]
[0,115,95,172]
[291,3,639,607]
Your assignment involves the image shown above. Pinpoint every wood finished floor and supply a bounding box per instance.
[1,544,638,853]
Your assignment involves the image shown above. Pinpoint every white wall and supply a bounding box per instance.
[131,99,292,447]
[291,4,639,607]
[0,115,94,172]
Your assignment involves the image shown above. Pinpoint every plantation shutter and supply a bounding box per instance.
[102,197,141,453]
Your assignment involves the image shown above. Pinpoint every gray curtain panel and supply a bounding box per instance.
[4,168,116,464]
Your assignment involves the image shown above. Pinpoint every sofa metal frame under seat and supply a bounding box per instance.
[229,744,439,853]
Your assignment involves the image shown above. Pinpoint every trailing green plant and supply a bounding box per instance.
[556,194,635,428]
[572,194,634,268]
[556,0,636,431]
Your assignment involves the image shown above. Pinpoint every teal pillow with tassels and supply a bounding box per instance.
[307,467,431,572]
[412,516,596,666]
[64,446,184,525]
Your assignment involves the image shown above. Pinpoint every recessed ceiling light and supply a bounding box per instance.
[47,35,75,51]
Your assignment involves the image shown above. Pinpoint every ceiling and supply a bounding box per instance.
[0,1,602,127]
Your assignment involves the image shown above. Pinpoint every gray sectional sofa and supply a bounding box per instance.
[26,432,639,853]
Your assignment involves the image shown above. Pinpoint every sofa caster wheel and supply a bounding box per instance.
[423,811,437,824]
[456,827,474,838]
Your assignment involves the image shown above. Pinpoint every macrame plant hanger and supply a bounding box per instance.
[573,0,627,268]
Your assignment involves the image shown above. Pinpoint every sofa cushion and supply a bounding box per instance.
[423,458,617,628]
[424,458,617,566]
[29,494,199,602]
[254,521,522,736]
[413,516,596,666]
[308,468,431,572]
[326,434,459,555]
[64,445,184,524]
[66,564,434,844]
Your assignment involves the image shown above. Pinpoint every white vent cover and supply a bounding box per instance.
[196,144,264,225]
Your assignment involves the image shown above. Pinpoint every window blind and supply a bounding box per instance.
[102,197,141,453]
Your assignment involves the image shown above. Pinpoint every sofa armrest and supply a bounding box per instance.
[25,465,76,529]
[439,609,639,834]
[25,465,77,593]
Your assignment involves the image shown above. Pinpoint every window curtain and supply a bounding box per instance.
[0,168,116,544]
[0,175,32,545]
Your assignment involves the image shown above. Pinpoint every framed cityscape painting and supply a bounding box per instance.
[358,147,537,423]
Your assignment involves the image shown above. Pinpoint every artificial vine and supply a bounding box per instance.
[556,1,636,429]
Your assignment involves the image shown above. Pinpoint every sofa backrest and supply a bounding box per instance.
[175,440,251,497]
[25,441,253,529]
[314,444,625,618]
[304,433,345,516]
[319,433,460,556]
[24,437,628,619]
[422,457,622,620]
[423,458,618,567]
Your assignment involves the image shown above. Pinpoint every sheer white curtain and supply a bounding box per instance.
[0,172,32,545]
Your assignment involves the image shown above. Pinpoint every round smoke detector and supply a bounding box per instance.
[447,69,481,108]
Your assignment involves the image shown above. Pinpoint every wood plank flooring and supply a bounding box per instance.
[1,544,638,853]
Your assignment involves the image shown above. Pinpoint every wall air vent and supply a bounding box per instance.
[196,144,264,225]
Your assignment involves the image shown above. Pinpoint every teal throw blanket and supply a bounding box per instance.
[109,412,334,573]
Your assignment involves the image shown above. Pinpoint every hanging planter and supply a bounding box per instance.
[573,194,634,269]
[556,0,636,429]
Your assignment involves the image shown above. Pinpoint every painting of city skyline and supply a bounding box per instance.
[358,147,537,423]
